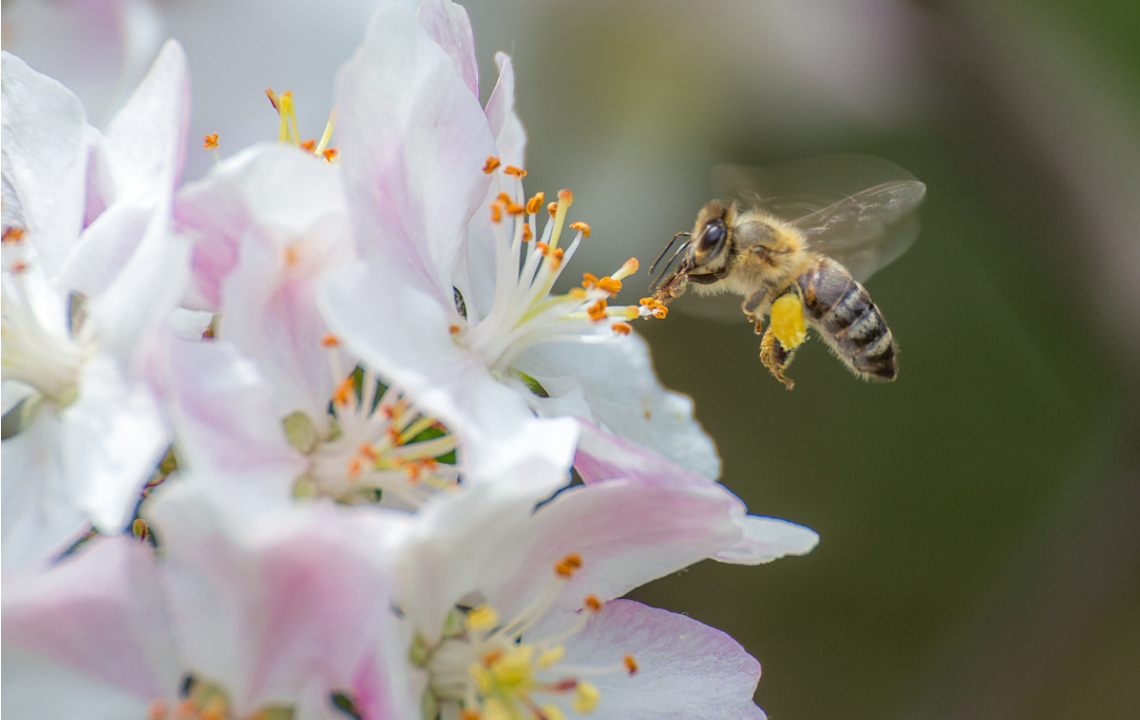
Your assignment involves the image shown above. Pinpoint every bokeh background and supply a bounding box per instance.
[5,1,1139,718]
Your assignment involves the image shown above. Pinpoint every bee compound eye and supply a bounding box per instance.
[699,221,725,252]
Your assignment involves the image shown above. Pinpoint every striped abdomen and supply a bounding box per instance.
[794,257,897,381]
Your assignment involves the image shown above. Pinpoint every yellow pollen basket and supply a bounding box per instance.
[770,293,807,350]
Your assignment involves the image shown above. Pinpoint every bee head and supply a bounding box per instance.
[690,200,733,273]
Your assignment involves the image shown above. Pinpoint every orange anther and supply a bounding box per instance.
[265,88,279,110]
[301,138,316,152]
[358,443,379,462]
[551,248,564,268]
[322,147,339,161]
[536,241,550,255]
[10,261,27,274]
[284,246,300,266]
[522,224,533,241]
[147,699,167,720]
[347,457,364,479]
[482,156,501,174]
[583,594,603,612]
[623,654,639,675]
[547,202,558,217]
[504,165,527,177]
[460,710,481,720]
[555,553,583,577]
[2,226,25,243]
[569,221,591,237]
[587,299,608,322]
[203,133,219,150]
[581,272,599,289]
[490,204,502,223]
[526,192,546,214]
[320,334,340,348]
[449,324,462,335]
[497,192,513,204]
[333,376,355,406]
[505,202,525,215]
[613,322,632,335]
[597,276,622,294]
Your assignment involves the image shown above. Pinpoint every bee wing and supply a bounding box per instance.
[713,155,926,283]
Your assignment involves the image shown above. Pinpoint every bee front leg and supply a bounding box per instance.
[742,289,769,335]
[760,324,797,390]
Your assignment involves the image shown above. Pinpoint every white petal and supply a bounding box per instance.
[1,50,90,275]
[1,411,88,571]
[416,0,479,97]
[519,332,722,478]
[319,259,579,481]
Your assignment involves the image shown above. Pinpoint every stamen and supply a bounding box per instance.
[568,221,591,238]
[572,683,600,713]
[612,322,632,335]
[582,595,603,613]
[322,148,338,162]
[202,133,219,150]
[504,165,527,178]
[483,157,502,173]
[2,226,25,243]
[525,192,546,214]
[623,655,639,675]
[320,334,340,348]
[587,299,608,322]
[554,553,583,578]
[490,204,503,223]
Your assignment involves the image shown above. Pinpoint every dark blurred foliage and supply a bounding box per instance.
[467,2,1140,718]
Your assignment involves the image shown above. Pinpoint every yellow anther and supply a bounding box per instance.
[490,646,535,687]
[770,293,807,350]
[572,682,601,713]
[483,156,501,174]
[203,133,219,150]
[596,277,622,294]
[546,202,558,217]
[333,376,355,406]
[490,204,503,223]
[504,165,527,177]
[522,224,533,241]
[541,704,566,720]
[537,645,566,668]
[467,604,501,631]
[569,221,591,237]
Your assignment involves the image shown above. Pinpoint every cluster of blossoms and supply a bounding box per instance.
[2,2,818,719]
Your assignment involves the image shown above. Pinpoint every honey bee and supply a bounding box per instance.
[649,155,926,389]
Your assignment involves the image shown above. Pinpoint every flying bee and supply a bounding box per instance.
[649,155,926,389]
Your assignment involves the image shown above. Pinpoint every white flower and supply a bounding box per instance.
[318,0,718,483]
[379,422,816,718]
[2,482,409,720]
[2,42,190,569]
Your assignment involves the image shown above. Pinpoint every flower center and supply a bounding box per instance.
[455,161,645,382]
[147,676,292,720]
[1,229,87,406]
[418,553,637,720]
[290,335,460,509]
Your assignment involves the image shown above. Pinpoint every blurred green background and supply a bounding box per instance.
[468,1,1140,718]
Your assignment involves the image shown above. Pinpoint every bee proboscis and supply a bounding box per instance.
[648,155,926,389]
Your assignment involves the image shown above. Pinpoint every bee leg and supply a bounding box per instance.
[759,324,797,390]
[742,290,769,335]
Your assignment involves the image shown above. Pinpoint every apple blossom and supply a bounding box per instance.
[318,0,719,484]
[2,41,190,569]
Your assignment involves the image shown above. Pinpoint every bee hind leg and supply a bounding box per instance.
[759,325,797,390]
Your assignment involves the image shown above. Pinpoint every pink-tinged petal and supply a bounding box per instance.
[2,537,183,715]
[538,600,766,720]
[335,0,496,304]
[65,353,169,531]
[146,483,409,718]
[319,259,579,481]
[484,53,525,169]
[574,419,818,565]
[59,39,189,301]
[416,0,479,97]
[1,51,90,275]
[401,473,741,637]
[1,412,89,571]
[177,144,352,423]
[149,334,307,509]
[521,333,721,479]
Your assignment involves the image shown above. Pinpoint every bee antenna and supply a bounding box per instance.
[649,239,692,292]
[649,232,691,277]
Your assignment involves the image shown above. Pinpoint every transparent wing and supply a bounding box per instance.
[712,155,926,283]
